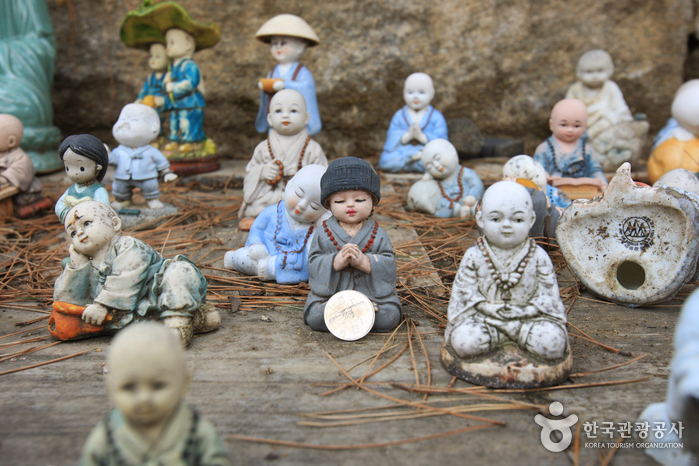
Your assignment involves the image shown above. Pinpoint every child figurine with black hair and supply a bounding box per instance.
[80,322,231,466]
[55,134,110,223]
[304,157,402,333]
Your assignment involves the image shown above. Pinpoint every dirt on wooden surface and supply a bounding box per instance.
[0,171,688,466]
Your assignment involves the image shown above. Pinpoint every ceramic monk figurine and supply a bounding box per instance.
[378,72,448,173]
[255,14,321,136]
[441,181,571,388]
[566,50,648,171]
[110,103,178,211]
[240,89,328,230]
[304,157,402,333]
[0,114,50,217]
[55,134,110,223]
[405,139,483,217]
[224,164,328,284]
[503,155,571,209]
[51,201,220,347]
[534,99,608,198]
[80,322,231,465]
[648,80,699,183]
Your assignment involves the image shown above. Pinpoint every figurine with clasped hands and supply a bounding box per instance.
[378,72,447,173]
[444,181,570,377]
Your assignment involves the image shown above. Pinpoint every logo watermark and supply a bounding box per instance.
[534,402,579,452]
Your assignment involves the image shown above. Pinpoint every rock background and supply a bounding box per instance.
[48,0,695,162]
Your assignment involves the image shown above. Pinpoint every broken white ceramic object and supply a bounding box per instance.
[557,162,699,305]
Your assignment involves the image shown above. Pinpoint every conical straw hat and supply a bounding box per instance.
[255,14,319,46]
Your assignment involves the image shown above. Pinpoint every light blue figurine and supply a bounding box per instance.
[55,134,110,224]
[109,103,177,211]
[406,139,483,218]
[255,15,322,136]
[224,164,328,284]
[378,72,448,173]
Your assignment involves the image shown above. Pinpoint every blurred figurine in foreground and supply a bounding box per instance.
[441,181,571,388]
[225,164,328,283]
[566,50,648,170]
[240,89,327,230]
[255,14,321,135]
[0,114,51,217]
[406,139,483,217]
[534,99,608,200]
[305,157,402,333]
[51,201,220,347]
[637,288,699,466]
[648,80,699,183]
[378,72,447,173]
[55,134,110,223]
[80,322,231,465]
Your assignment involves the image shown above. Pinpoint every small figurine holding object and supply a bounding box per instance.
[534,98,608,198]
[441,181,571,388]
[304,157,402,333]
[55,134,110,223]
[637,288,699,466]
[566,50,649,170]
[136,43,170,134]
[120,1,221,172]
[648,80,699,183]
[240,89,328,230]
[255,14,321,136]
[224,164,328,284]
[51,201,220,346]
[405,139,484,217]
[0,114,51,217]
[110,103,177,211]
[378,72,448,173]
[80,322,231,466]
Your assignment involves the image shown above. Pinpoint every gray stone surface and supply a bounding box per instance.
[448,117,483,159]
[48,0,694,161]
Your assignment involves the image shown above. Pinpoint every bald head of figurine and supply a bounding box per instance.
[672,80,699,137]
[404,73,435,112]
[148,43,168,72]
[106,322,189,429]
[0,114,24,153]
[166,28,196,60]
[267,89,310,136]
[549,99,587,145]
[420,139,460,180]
[477,181,536,250]
[576,49,614,88]
[113,103,160,148]
[502,155,548,192]
[65,201,122,258]
[284,164,327,224]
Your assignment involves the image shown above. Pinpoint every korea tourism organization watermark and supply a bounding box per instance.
[534,402,684,452]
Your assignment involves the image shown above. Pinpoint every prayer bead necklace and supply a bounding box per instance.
[477,236,536,301]
[438,166,464,209]
[266,135,312,186]
[323,220,379,272]
[273,201,314,269]
[547,138,585,177]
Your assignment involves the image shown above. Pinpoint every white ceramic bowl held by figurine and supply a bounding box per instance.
[556,163,699,305]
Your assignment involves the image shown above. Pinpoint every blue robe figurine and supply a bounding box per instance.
[255,63,321,136]
[435,166,484,218]
[534,137,607,186]
[168,58,205,142]
[378,106,448,173]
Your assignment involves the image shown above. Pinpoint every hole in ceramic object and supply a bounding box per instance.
[616,261,645,290]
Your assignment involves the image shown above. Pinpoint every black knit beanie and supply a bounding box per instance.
[320,157,381,207]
